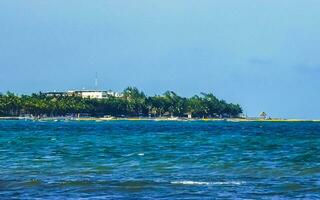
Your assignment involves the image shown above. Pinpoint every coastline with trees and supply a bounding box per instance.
[0,87,243,119]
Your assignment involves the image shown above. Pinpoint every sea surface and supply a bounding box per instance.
[0,120,320,199]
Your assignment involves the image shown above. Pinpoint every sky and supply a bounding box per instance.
[0,0,320,119]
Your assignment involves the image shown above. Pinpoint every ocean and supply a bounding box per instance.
[0,120,319,199]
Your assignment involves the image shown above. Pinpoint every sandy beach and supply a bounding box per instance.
[1,116,319,123]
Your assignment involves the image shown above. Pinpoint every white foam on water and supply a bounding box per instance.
[171,180,245,186]
[171,181,211,185]
[123,153,135,157]
[43,155,56,159]
[138,153,144,156]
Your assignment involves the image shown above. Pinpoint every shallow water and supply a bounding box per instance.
[0,120,320,199]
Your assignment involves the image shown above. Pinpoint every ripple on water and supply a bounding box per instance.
[1,120,320,199]
[171,180,245,186]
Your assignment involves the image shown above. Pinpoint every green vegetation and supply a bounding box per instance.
[0,87,242,118]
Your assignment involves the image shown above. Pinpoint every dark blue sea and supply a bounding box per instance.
[0,120,320,199]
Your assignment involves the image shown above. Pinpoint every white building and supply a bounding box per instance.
[44,90,122,99]
[67,90,122,99]
[78,91,105,99]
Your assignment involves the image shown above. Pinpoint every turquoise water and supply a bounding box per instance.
[0,121,320,199]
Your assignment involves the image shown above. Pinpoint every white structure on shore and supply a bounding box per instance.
[44,90,122,99]
[68,90,122,99]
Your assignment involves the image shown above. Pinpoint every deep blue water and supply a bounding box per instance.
[0,120,320,199]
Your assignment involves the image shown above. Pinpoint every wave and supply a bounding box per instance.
[171,180,245,186]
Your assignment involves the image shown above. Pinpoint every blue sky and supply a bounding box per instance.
[0,0,320,119]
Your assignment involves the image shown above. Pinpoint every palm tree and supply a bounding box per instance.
[0,88,242,118]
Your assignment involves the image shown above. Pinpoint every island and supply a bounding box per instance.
[0,87,242,120]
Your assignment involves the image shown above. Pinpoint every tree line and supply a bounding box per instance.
[0,87,242,118]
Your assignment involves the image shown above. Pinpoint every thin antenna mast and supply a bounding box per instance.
[95,72,98,90]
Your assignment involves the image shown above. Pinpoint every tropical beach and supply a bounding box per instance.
[0,87,242,120]
[1,116,320,123]
[1,88,319,124]
[1,0,320,199]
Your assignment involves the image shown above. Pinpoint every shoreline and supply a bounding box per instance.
[0,116,319,122]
